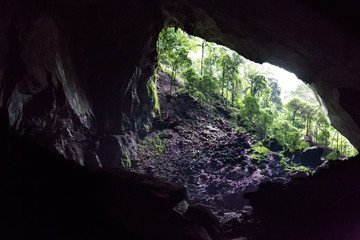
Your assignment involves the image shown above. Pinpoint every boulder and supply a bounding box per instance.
[268,138,283,152]
[294,146,324,168]
[244,155,360,240]
[184,204,222,240]
[291,150,302,164]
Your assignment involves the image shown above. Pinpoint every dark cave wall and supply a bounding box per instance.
[0,0,162,164]
[0,2,96,163]
[1,0,360,165]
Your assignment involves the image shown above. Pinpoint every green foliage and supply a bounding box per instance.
[269,78,282,110]
[200,74,217,98]
[255,109,274,139]
[285,98,305,127]
[313,110,330,145]
[147,73,161,116]
[286,84,317,103]
[251,142,271,162]
[239,95,274,139]
[138,133,166,157]
[281,159,311,173]
[182,68,213,103]
[251,75,268,97]
[120,151,132,168]
[325,151,338,160]
[276,155,311,174]
[229,111,241,126]
[272,120,308,152]
[183,68,200,96]
[157,28,192,94]
[240,94,260,128]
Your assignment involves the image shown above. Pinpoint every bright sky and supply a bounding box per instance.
[262,63,303,97]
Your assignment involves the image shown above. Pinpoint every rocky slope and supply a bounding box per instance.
[134,71,311,224]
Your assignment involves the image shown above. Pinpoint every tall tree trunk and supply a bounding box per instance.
[226,78,229,101]
[340,137,343,154]
[306,115,312,136]
[330,129,337,147]
[232,82,235,104]
[200,41,205,77]
[222,66,225,97]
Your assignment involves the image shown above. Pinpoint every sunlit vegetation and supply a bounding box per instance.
[156,27,358,158]
[138,133,166,157]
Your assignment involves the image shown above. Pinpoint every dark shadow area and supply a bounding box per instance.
[245,155,360,240]
[0,137,209,240]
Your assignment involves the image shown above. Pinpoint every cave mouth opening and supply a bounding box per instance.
[132,27,357,221]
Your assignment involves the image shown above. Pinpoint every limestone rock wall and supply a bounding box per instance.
[0,0,162,164]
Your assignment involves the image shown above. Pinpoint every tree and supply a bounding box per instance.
[285,98,304,126]
[269,78,282,110]
[272,120,306,152]
[229,53,243,104]
[203,43,220,79]
[200,40,205,77]
[182,68,200,96]
[199,74,217,99]
[242,64,270,98]
[219,53,233,98]
[240,94,260,130]
[168,46,192,94]
[255,109,273,139]
[157,28,192,94]
[302,103,317,136]
[312,110,330,145]
[288,84,317,103]
[250,75,268,97]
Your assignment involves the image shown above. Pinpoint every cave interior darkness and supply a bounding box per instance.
[1,0,360,240]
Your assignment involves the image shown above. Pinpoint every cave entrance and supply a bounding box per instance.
[133,27,357,221]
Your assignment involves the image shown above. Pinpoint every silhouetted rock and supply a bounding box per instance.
[185,204,222,240]
[245,155,360,240]
[268,138,283,152]
[293,146,324,168]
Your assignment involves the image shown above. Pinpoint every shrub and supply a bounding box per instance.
[251,142,271,162]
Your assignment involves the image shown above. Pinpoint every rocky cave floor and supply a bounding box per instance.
[133,71,316,226]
